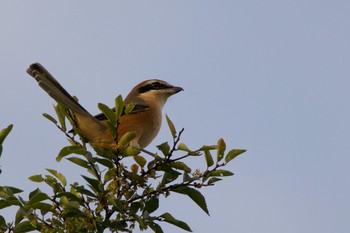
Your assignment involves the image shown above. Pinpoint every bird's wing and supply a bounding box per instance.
[94,103,149,121]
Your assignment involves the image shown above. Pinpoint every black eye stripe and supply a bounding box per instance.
[138,82,170,93]
[151,82,161,89]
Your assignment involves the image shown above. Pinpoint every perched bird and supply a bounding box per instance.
[26,63,183,150]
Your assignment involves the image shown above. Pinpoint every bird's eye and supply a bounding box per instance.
[151,82,161,89]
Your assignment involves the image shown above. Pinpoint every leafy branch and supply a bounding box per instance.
[0,97,245,232]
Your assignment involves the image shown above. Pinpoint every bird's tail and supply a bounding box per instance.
[27,63,91,116]
[27,63,108,145]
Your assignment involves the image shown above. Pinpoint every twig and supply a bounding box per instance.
[167,128,185,159]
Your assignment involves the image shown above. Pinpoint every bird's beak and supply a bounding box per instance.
[169,86,184,94]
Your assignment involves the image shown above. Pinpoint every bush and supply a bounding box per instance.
[0,98,245,232]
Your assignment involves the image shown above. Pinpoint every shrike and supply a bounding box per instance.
[26,63,183,150]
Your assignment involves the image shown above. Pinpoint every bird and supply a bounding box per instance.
[26,63,183,150]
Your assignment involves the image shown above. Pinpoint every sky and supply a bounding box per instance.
[1,1,350,232]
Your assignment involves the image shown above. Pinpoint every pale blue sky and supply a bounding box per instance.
[1,1,349,232]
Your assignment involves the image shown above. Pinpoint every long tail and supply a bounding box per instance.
[26,63,91,116]
[27,63,107,144]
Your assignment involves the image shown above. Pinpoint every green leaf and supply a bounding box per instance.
[0,124,13,145]
[98,103,116,124]
[165,115,176,138]
[124,146,140,156]
[0,215,6,229]
[28,175,45,183]
[183,172,191,182]
[104,168,117,183]
[15,207,26,225]
[207,177,222,185]
[84,151,95,163]
[31,202,53,213]
[217,138,226,162]
[204,150,214,167]
[55,103,67,132]
[44,175,58,190]
[63,207,84,218]
[158,165,181,176]
[199,145,217,151]
[182,172,199,183]
[67,157,89,168]
[42,113,58,124]
[81,175,101,193]
[107,219,128,230]
[225,149,246,163]
[161,171,179,185]
[14,220,35,233]
[94,157,114,168]
[94,148,115,160]
[98,102,117,138]
[74,185,97,198]
[130,201,141,215]
[56,145,86,162]
[107,197,125,211]
[177,143,190,152]
[46,169,67,187]
[124,172,145,185]
[134,155,147,168]
[60,197,80,209]
[0,124,12,160]
[160,212,192,232]
[157,142,170,156]
[56,192,82,204]
[206,169,234,177]
[171,186,209,215]
[0,186,23,195]
[28,188,41,199]
[115,95,124,119]
[125,102,136,115]
[106,121,117,139]
[170,162,191,173]
[145,197,159,214]
[117,131,136,148]
[149,222,164,233]
[1,197,21,208]
[133,214,146,230]
[27,192,49,206]
[0,200,12,210]
[0,190,10,199]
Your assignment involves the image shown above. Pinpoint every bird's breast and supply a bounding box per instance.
[118,107,162,149]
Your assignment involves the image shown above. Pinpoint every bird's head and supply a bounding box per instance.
[125,79,183,108]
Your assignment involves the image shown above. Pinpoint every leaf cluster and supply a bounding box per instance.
[0,97,245,232]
